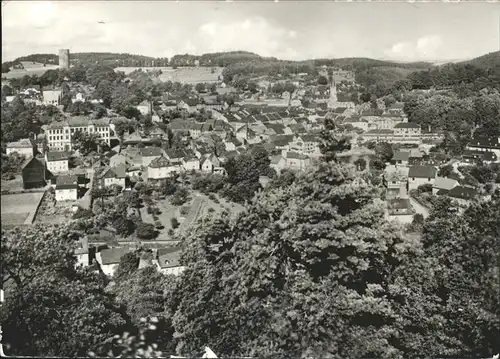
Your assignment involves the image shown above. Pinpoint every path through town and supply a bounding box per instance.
[409,196,430,219]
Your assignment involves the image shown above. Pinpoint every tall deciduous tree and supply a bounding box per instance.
[1,224,130,357]
[319,118,351,162]
[172,163,415,357]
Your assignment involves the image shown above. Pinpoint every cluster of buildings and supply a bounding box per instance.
[4,85,63,107]
[382,133,500,223]
[74,237,185,277]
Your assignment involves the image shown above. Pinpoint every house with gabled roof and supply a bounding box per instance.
[408,165,437,191]
[189,123,204,139]
[462,149,498,164]
[224,138,243,152]
[165,148,188,162]
[466,136,500,158]
[140,146,164,167]
[235,125,263,145]
[177,98,200,113]
[200,154,221,173]
[394,122,421,136]
[384,165,410,199]
[153,247,185,276]
[432,176,459,195]
[55,175,78,201]
[285,151,311,171]
[6,138,36,158]
[288,123,307,135]
[149,126,167,139]
[148,155,182,179]
[21,157,46,189]
[45,151,70,174]
[182,155,201,172]
[391,150,411,166]
[445,185,478,205]
[263,123,290,136]
[289,134,321,157]
[109,153,128,167]
[96,247,131,277]
[97,165,127,189]
[136,100,151,115]
[386,198,414,224]
[193,143,213,159]
[270,154,286,174]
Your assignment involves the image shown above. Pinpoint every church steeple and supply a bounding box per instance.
[330,80,338,104]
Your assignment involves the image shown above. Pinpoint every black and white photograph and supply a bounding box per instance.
[1,0,499,357]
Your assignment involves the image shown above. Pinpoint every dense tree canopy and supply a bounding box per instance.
[1,224,130,357]
[171,162,417,357]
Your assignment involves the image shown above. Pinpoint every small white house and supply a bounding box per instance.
[153,247,186,276]
[270,155,287,175]
[200,154,220,173]
[96,247,131,277]
[136,100,151,115]
[183,156,200,172]
[6,138,36,158]
[42,89,62,106]
[45,151,70,174]
[408,165,437,191]
[432,176,459,195]
[55,175,78,201]
[71,92,86,103]
[74,237,90,268]
[140,146,164,167]
[98,165,127,189]
[148,156,182,179]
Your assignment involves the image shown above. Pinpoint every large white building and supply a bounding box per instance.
[46,117,111,151]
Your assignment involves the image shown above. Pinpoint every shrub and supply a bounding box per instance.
[416,183,433,195]
[170,217,180,229]
[135,222,157,240]
[154,220,163,229]
[180,206,190,216]
[207,207,215,213]
[208,193,219,203]
[167,229,174,236]
[112,216,136,237]
[171,187,189,206]
[72,208,93,220]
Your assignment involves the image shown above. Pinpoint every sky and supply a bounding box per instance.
[2,1,499,63]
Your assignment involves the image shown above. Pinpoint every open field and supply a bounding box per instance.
[2,64,59,79]
[197,193,244,218]
[114,66,223,83]
[1,175,24,192]
[1,212,30,226]
[1,192,45,225]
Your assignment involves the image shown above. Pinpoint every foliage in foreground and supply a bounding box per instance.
[1,165,499,358]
